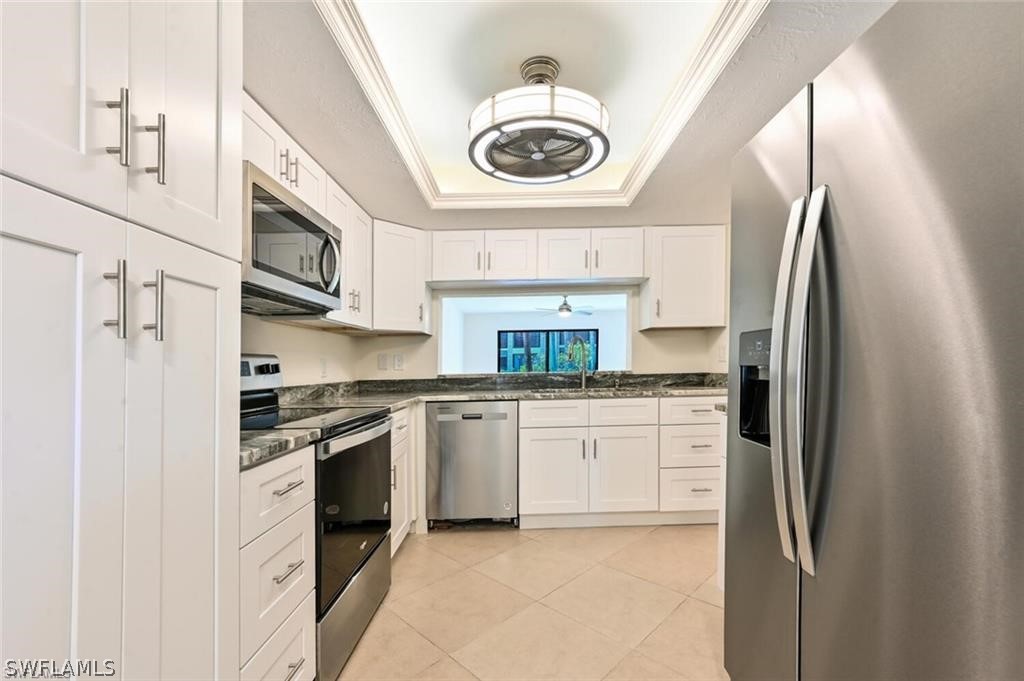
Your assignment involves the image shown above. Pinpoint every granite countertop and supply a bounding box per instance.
[289,386,728,412]
[240,427,320,470]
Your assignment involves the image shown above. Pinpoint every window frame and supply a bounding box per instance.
[495,328,599,374]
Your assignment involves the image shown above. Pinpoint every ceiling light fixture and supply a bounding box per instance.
[469,56,610,185]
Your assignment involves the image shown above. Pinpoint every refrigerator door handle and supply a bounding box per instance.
[768,196,806,563]
[786,184,829,577]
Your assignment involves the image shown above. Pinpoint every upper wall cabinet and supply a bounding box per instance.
[432,230,486,281]
[242,92,327,214]
[431,228,644,283]
[640,225,727,329]
[323,177,372,329]
[485,230,537,280]
[537,228,645,280]
[1,0,242,261]
[373,220,430,334]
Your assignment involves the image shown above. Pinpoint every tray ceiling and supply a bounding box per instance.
[314,0,768,209]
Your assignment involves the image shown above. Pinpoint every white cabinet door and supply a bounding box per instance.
[373,220,429,332]
[432,230,485,281]
[642,225,726,328]
[485,229,537,280]
[589,426,659,513]
[348,203,374,328]
[537,229,590,279]
[591,227,644,279]
[242,91,291,185]
[391,438,411,555]
[324,177,358,326]
[123,225,240,680]
[240,591,316,681]
[288,145,327,215]
[128,0,242,261]
[519,428,590,515]
[0,1,129,215]
[1,178,126,666]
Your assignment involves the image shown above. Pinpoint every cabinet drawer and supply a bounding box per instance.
[659,396,724,425]
[240,502,316,663]
[519,399,589,428]
[659,467,721,512]
[659,425,721,468]
[241,590,316,679]
[589,398,659,426]
[240,446,315,547]
[391,408,410,446]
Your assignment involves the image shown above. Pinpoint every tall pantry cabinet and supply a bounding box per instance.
[0,2,242,677]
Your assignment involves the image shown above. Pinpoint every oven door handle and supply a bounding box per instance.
[318,417,393,460]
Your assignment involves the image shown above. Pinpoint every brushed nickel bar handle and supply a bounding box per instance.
[477,251,482,271]
[280,149,291,182]
[105,87,130,167]
[584,249,589,269]
[290,157,299,187]
[143,113,166,185]
[418,303,424,322]
[142,269,165,341]
[581,439,586,460]
[102,259,127,339]
[391,465,397,490]
[356,290,361,312]
[594,249,599,269]
[593,438,598,459]
[272,559,304,584]
[271,479,304,497]
[283,658,305,681]
[692,409,714,413]
[691,444,714,449]
[487,252,492,270]
[655,298,661,318]
[691,487,713,493]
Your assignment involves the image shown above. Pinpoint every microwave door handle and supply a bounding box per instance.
[769,197,806,564]
[786,184,829,577]
[321,235,341,293]
[318,417,392,460]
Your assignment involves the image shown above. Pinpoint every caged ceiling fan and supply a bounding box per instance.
[536,295,594,318]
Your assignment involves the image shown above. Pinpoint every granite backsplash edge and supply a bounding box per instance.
[277,372,727,405]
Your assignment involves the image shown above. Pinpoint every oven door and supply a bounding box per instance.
[242,161,342,311]
[316,416,392,616]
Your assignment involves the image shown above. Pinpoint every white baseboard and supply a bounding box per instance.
[518,509,718,530]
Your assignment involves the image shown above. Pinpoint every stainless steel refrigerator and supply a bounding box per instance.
[725,3,1024,680]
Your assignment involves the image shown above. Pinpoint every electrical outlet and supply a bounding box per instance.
[718,344,727,362]
[320,358,328,379]
[377,353,389,371]
[392,353,404,371]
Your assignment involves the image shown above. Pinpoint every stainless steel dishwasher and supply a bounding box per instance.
[426,401,518,525]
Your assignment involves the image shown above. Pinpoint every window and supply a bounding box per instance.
[497,329,598,373]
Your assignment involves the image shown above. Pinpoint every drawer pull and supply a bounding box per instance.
[391,465,397,490]
[691,409,714,413]
[396,423,408,431]
[691,487,713,493]
[691,444,714,449]
[283,657,305,681]
[273,559,304,585]
[272,479,304,497]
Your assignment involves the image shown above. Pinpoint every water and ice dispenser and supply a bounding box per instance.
[738,329,773,447]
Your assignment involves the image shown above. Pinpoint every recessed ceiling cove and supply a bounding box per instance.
[314,0,768,209]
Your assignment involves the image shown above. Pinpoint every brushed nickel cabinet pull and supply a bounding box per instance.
[691,444,713,449]
[581,439,586,460]
[272,559,304,584]
[418,303,424,321]
[142,269,165,341]
[143,113,166,185]
[691,487,713,493]
[391,465,397,490]
[280,149,291,182]
[104,87,130,166]
[102,259,127,339]
[290,157,299,187]
[584,249,589,269]
[283,658,305,681]
[487,252,492,270]
[477,251,482,270]
[593,438,598,459]
[656,298,661,318]
[272,479,304,497]
[594,249,599,269]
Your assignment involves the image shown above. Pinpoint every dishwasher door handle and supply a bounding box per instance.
[436,413,510,422]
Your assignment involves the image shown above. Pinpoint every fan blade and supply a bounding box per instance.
[534,308,557,312]
[576,310,594,316]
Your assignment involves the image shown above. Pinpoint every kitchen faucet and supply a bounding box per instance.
[567,335,589,390]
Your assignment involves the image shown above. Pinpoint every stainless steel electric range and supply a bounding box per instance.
[241,354,392,681]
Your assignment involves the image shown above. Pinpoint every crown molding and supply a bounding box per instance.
[314,0,768,211]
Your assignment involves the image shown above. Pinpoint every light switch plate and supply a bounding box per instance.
[377,353,389,370]
[392,354,404,371]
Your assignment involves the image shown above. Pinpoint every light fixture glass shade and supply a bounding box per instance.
[468,83,610,185]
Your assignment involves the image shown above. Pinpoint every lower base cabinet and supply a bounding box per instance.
[519,425,658,515]
[659,467,721,511]
[391,435,411,554]
[241,591,316,681]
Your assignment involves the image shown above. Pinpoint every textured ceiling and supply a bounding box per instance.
[243,1,893,228]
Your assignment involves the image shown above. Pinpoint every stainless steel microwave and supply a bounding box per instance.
[241,161,342,315]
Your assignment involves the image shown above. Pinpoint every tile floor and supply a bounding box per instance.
[339,524,725,681]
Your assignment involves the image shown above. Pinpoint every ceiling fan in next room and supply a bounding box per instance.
[536,295,594,318]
